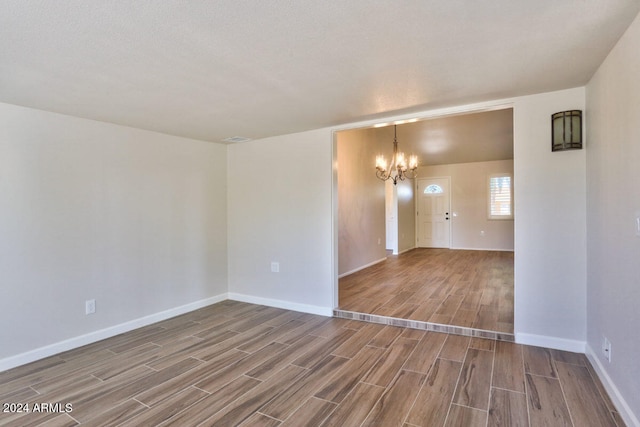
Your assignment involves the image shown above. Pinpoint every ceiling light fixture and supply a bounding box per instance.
[375,125,418,185]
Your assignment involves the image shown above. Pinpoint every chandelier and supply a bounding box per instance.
[375,125,418,185]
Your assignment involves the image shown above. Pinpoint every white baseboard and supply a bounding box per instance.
[228,293,333,317]
[586,344,640,427]
[515,332,586,353]
[338,257,387,278]
[450,247,514,252]
[0,293,228,373]
[398,246,415,255]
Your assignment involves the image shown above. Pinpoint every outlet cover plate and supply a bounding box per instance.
[85,299,96,315]
[271,262,279,273]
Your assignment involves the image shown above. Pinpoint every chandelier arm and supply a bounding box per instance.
[376,169,389,181]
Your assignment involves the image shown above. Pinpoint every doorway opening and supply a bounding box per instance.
[335,107,514,338]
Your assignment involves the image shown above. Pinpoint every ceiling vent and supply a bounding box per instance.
[222,136,252,143]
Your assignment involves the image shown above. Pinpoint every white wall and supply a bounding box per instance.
[513,87,587,348]
[227,129,334,315]
[417,160,514,251]
[586,12,640,424]
[0,89,591,380]
[225,88,588,351]
[0,103,228,363]
[0,87,586,363]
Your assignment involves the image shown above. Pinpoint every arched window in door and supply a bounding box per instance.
[424,184,444,194]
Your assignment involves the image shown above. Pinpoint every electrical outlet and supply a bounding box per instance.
[271,262,279,273]
[85,299,96,315]
[480,230,485,237]
[602,337,612,363]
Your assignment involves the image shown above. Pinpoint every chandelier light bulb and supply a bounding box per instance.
[396,152,406,170]
[409,154,418,170]
[376,155,387,171]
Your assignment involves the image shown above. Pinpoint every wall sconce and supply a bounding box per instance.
[551,110,582,151]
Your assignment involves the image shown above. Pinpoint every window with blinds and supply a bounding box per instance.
[488,174,513,219]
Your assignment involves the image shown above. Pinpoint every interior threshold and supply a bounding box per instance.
[333,309,515,342]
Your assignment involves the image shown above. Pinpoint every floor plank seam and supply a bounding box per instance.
[360,379,389,425]
[66,413,81,424]
[401,366,430,426]
[256,411,282,422]
[526,371,561,381]
[554,363,577,427]
[133,397,151,409]
[491,385,526,394]
[90,373,105,382]
[486,336,497,427]
[192,384,212,395]
[522,346,533,427]
[455,402,489,412]
[444,343,470,426]
[145,363,161,372]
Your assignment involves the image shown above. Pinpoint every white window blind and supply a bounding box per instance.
[488,174,513,219]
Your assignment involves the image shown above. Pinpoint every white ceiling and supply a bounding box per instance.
[1,1,639,143]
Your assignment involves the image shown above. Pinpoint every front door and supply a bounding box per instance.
[417,177,451,248]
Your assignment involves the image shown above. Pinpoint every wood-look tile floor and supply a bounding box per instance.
[339,248,515,334]
[0,301,621,426]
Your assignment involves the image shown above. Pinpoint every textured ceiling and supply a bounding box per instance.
[1,1,639,143]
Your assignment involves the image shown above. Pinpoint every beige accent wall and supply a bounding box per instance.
[337,127,388,276]
[417,160,514,251]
